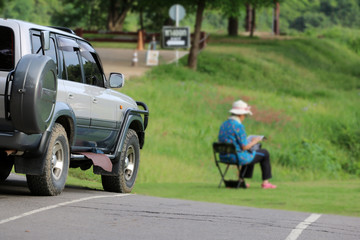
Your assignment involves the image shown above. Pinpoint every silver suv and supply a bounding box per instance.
[0,19,149,196]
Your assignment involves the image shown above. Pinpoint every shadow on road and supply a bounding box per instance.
[0,177,31,196]
[0,174,102,196]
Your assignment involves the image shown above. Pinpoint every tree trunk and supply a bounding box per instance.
[188,0,206,70]
[250,7,256,37]
[107,0,132,31]
[273,1,280,35]
[245,4,252,32]
[228,17,238,36]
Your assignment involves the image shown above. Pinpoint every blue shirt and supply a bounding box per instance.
[218,118,255,165]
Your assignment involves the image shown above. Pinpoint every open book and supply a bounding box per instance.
[247,135,266,151]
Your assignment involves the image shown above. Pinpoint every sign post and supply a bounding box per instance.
[166,4,188,65]
[169,4,186,27]
[162,27,190,49]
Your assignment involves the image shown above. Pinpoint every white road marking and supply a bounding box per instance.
[285,213,322,240]
[0,194,130,225]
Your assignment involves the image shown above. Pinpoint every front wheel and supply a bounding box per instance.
[102,129,140,193]
[26,123,69,196]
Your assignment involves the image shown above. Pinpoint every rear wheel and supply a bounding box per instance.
[102,129,140,193]
[26,123,69,196]
[0,152,14,182]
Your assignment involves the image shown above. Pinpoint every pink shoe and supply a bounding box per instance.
[261,183,277,189]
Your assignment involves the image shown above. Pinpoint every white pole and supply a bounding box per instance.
[176,5,179,27]
[175,4,179,66]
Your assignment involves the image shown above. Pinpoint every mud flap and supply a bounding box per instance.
[80,152,113,172]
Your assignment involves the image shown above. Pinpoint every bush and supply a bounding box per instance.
[331,122,360,175]
[278,139,342,178]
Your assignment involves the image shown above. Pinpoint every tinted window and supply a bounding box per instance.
[0,26,15,71]
[31,33,58,65]
[78,41,104,87]
[58,36,82,83]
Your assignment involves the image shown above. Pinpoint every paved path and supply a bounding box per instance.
[1,174,360,240]
[96,48,188,79]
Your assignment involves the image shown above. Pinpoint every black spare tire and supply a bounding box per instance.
[10,54,57,134]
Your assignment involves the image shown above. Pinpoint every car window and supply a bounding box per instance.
[57,36,82,83]
[78,41,104,88]
[31,33,58,67]
[0,26,15,71]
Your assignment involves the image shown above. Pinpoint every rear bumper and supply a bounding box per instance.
[0,131,42,151]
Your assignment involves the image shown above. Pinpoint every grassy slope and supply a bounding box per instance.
[69,35,360,216]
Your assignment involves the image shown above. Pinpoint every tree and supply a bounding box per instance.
[0,0,5,9]
[244,0,277,37]
[52,0,136,31]
[132,0,207,70]
[221,0,243,36]
[2,0,59,25]
[107,0,135,31]
[133,0,176,32]
[51,0,107,29]
[187,0,206,70]
[273,1,280,35]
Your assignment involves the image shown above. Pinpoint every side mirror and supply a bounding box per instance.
[41,31,50,51]
[109,73,125,88]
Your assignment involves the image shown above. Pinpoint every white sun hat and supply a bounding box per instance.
[229,100,253,115]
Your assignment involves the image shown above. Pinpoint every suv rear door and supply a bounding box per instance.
[0,21,21,129]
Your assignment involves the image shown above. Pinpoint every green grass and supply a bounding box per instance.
[65,176,360,217]
[132,180,360,217]
[68,34,360,216]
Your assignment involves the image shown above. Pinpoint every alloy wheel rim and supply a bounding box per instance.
[124,145,135,181]
[51,140,64,180]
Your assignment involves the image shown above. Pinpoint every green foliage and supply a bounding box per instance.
[280,0,360,32]
[51,0,108,29]
[305,27,360,55]
[330,121,360,175]
[278,139,342,177]
[2,0,59,25]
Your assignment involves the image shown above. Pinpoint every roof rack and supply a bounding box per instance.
[49,26,75,35]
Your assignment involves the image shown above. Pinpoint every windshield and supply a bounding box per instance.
[0,26,15,71]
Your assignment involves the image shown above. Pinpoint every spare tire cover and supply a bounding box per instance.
[10,54,57,135]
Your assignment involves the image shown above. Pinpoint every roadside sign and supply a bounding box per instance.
[162,26,190,49]
[169,4,186,26]
[146,50,159,66]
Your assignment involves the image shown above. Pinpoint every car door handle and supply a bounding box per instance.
[68,93,74,99]
[92,98,98,104]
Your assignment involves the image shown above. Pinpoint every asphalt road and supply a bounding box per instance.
[95,48,188,79]
[1,174,360,240]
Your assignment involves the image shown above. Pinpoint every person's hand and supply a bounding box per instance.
[251,136,262,144]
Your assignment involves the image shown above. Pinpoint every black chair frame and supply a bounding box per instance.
[213,142,248,189]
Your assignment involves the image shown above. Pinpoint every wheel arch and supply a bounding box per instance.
[14,102,76,176]
[128,114,145,149]
[50,102,77,147]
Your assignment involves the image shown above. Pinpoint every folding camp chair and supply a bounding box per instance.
[212,142,249,189]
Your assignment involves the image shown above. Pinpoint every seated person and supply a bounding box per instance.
[218,100,276,189]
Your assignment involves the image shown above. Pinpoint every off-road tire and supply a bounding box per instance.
[26,123,69,196]
[0,153,14,182]
[102,129,140,193]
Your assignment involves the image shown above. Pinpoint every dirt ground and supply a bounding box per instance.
[96,48,188,80]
